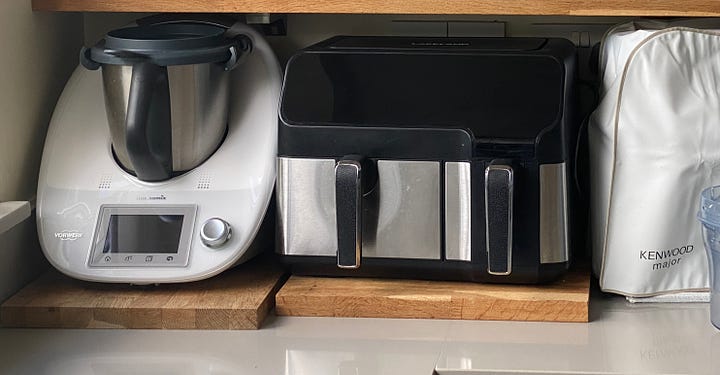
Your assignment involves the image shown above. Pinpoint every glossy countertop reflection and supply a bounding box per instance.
[437,292,719,374]
[0,293,717,375]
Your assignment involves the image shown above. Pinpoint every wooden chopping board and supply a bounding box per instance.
[1,254,286,330]
[276,269,590,322]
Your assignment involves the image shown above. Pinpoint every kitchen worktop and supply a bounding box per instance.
[0,290,716,374]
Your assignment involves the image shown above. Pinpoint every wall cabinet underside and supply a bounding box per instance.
[31,0,720,17]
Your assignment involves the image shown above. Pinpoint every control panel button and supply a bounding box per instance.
[200,218,232,248]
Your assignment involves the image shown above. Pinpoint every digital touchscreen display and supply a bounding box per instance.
[102,215,184,254]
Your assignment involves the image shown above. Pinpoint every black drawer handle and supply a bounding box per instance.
[485,162,513,275]
[335,157,363,269]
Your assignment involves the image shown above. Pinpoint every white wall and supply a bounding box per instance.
[83,14,628,64]
[0,1,83,301]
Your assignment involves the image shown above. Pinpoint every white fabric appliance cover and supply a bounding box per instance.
[590,20,720,296]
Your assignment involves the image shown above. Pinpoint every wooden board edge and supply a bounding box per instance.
[31,0,720,16]
[0,268,290,330]
[256,272,290,328]
[276,295,589,322]
[275,271,590,323]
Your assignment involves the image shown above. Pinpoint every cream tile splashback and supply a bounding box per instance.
[0,0,83,301]
[0,1,82,202]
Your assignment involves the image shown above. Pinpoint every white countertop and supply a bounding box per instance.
[0,292,717,375]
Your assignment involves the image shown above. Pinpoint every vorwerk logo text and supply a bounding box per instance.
[137,194,166,201]
[55,231,82,241]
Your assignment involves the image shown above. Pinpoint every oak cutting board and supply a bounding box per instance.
[1,254,287,329]
[276,269,590,322]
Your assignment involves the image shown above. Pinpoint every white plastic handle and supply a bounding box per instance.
[0,201,31,235]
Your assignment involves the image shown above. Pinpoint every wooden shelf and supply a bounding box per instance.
[1,255,287,330]
[31,0,720,17]
[276,268,590,323]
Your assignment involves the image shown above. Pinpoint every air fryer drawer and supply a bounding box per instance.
[277,157,441,260]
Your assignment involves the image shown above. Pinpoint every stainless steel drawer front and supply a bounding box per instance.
[277,157,441,260]
[539,162,570,264]
[445,162,472,262]
[366,160,441,260]
[277,157,338,256]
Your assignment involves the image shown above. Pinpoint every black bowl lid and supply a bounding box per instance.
[90,23,237,66]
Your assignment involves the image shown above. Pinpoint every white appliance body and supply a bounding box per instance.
[590,20,720,296]
[37,25,281,283]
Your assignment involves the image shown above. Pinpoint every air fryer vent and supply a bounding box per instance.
[197,174,211,190]
[98,175,112,189]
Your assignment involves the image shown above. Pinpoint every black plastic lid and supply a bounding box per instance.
[279,36,577,162]
[280,50,564,140]
[88,23,238,66]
